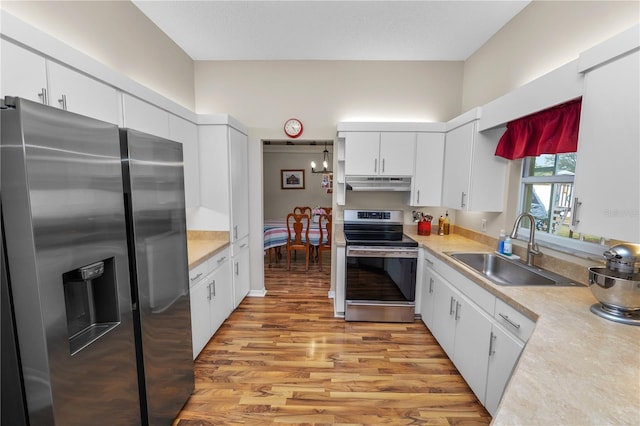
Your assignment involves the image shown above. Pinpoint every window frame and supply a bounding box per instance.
[517,157,607,258]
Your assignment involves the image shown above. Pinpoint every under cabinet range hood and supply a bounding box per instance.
[346,176,411,192]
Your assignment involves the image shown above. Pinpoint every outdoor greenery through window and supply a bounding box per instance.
[520,153,606,247]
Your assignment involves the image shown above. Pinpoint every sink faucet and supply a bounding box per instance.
[509,213,541,266]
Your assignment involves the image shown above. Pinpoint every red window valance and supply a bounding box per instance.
[495,98,582,160]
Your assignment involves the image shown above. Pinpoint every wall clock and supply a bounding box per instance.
[284,118,303,138]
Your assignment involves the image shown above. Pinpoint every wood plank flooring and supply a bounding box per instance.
[173,252,491,425]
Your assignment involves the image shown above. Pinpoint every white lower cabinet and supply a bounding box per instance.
[232,238,250,309]
[189,248,232,358]
[420,251,534,415]
[485,323,524,415]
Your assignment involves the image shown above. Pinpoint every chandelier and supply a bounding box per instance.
[310,142,333,174]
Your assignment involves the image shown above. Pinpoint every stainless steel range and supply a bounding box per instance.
[344,210,418,322]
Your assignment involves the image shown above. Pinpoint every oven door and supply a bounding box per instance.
[345,246,418,322]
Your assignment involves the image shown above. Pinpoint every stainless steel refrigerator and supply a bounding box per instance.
[1,97,194,425]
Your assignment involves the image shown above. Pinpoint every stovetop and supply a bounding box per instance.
[343,210,418,248]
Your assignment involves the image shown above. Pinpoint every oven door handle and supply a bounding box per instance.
[347,247,419,258]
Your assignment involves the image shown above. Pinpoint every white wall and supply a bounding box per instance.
[0,1,196,110]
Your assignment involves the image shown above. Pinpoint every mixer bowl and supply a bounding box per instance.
[588,267,640,311]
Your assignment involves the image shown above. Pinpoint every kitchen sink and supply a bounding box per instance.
[448,252,584,287]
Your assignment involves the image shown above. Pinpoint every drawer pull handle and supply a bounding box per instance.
[499,313,521,329]
[240,243,248,249]
[449,297,456,316]
[190,272,203,281]
[429,277,434,294]
[217,256,227,263]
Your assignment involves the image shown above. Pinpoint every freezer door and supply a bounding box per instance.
[121,129,194,424]
[1,98,141,425]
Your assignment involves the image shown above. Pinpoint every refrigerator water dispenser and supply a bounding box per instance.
[62,258,120,355]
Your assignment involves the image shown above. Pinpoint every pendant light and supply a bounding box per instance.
[310,142,332,174]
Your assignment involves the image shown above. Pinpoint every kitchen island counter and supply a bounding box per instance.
[407,230,640,425]
[186,231,230,269]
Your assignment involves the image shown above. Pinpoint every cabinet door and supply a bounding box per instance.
[379,132,416,176]
[169,115,199,210]
[122,93,169,138]
[429,278,458,358]
[190,277,212,358]
[198,125,230,226]
[485,323,524,416]
[344,132,380,175]
[229,127,249,242]
[410,133,445,206]
[47,61,120,124]
[573,50,640,242]
[232,245,251,308]
[209,259,232,334]
[442,122,473,209]
[420,261,439,328]
[1,39,48,103]
[452,293,492,403]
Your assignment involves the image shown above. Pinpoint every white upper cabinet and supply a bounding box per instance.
[442,111,507,212]
[408,132,445,206]
[344,131,415,176]
[47,61,120,125]
[1,40,119,124]
[572,48,639,242]
[169,115,199,210]
[1,39,48,104]
[122,93,170,139]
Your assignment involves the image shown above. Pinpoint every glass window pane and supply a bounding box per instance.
[527,154,556,177]
[554,153,576,175]
[521,182,574,235]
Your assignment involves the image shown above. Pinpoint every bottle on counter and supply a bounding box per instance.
[497,229,506,253]
[438,215,445,236]
[443,211,450,235]
[503,237,513,256]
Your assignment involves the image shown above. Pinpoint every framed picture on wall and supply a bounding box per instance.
[281,169,305,189]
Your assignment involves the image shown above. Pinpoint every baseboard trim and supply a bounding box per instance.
[248,289,267,297]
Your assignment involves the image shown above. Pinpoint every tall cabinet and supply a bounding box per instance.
[198,117,251,307]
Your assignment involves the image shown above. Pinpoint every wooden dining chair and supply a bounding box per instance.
[293,206,312,216]
[286,212,310,271]
[320,207,332,215]
[317,213,332,271]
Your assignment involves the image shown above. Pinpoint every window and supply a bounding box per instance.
[519,153,608,255]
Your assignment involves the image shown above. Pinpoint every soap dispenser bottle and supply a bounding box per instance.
[497,229,506,253]
[503,237,513,256]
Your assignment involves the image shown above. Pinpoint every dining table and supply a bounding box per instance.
[263,218,328,266]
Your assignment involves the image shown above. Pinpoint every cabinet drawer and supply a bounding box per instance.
[189,260,211,287]
[209,248,230,271]
[494,298,535,342]
[232,236,249,257]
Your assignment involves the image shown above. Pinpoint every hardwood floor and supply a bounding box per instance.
[174,252,491,425]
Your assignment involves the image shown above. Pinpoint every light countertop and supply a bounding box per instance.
[186,230,230,269]
[404,230,640,425]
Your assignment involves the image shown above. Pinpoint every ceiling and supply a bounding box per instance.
[132,0,530,61]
